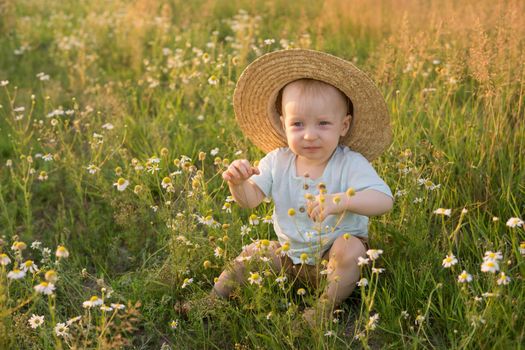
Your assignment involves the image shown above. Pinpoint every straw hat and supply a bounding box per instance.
[233,49,391,161]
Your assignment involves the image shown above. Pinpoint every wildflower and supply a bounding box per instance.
[333,195,341,204]
[496,272,510,285]
[45,270,58,283]
[275,276,287,284]
[102,123,114,130]
[100,304,113,312]
[161,177,172,189]
[266,311,273,320]
[37,171,48,181]
[442,254,458,268]
[34,281,55,295]
[520,242,525,255]
[481,260,499,273]
[31,241,42,249]
[0,253,11,266]
[248,272,262,285]
[54,323,69,338]
[288,208,296,217]
[357,256,369,266]
[134,185,143,194]
[86,164,100,174]
[401,310,409,319]
[461,208,468,215]
[249,214,259,225]
[170,319,179,329]
[279,243,290,257]
[483,251,502,262]
[28,314,44,329]
[492,217,499,222]
[346,187,355,197]
[372,267,385,274]
[203,260,212,269]
[208,75,218,85]
[367,313,380,330]
[210,148,219,156]
[356,278,368,287]
[415,314,425,325]
[457,270,472,283]
[110,303,125,310]
[22,260,39,273]
[11,241,27,251]
[343,233,351,240]
[297,288,306,296]
[83,295,104,308]
[56,245,69,258]
[324,330,335,337]
[506,217,524,228]
[181,278,193,288]
[433,208,451,216]
[304,193,314,201]
[299,253,308,264]
[66,316,82,325]
[366,249,383,261]
[214,247,223,258]
[0,80,8,86]
[263,215,273,224]
[114,178,129,191]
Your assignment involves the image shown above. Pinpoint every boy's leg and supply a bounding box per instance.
[303,235,367,324]
[213,240,287,298]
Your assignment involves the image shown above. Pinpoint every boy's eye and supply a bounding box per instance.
[291,122,303,127]
[319,121,331,126]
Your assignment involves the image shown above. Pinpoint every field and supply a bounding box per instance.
[0,0,524,349]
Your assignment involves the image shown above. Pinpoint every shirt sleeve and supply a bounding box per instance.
[249,149,277,198]
[345,152,393,199]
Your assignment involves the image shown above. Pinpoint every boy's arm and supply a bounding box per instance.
[227,180,266,209]
[307,189,393,222]
[222,159,266,209]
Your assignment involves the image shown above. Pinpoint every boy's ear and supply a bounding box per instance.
[341,114,352,136]
[280,115,285,130]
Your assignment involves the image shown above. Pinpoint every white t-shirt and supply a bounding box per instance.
[250,145,393,265]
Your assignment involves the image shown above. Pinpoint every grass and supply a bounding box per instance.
[0,0,524,348]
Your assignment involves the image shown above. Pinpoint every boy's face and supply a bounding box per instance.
[279,82,351,165]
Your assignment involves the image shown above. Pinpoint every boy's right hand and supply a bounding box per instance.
[222,159,260,185]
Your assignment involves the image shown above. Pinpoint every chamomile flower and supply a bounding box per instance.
[170,319,179,329]
[113,178,129,191]
[101,123,114,130]
[249,214,259,225]
[496,272,510,285]
[519,242,525,255]
[248,272,262,285]
[299,253,308,264]
[28,314,44,329]
[181,278,193,288]
[442,254,458,268]
[21,260,39,273]
[366,249,383,261]
[483,251,502,262]
[296,288,306,296]
[372,267,385,274]
[86,164,100,174]
[367,313,380,330]
[357,256,369,266]
[54,323,69,338]
[356,278,368,287]
[66,316,82,325]
[110,303,125,310]
[34,281,56,295]
[83,295,104,308]
[7,269,26,280]
[457,270,472,283]
[214,247,223,258]
[0,253,11,266]
[324,330,335,337]
[11,241,27,251]
[481,260,499,273]
[506,217,524,228]
[55,245,69,258]
[222,202,232,213]
[45,270,58,283]
[433,208,451,216]
[240,225,251,236]
[161,177,172,189]
[100,304,113,312]
[208,75,218,85]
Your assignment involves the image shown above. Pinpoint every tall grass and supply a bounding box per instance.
[0,0,523,348]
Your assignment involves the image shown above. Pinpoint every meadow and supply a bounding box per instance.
[0,0,524,348]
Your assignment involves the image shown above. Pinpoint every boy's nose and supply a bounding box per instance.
[303,128,318,140]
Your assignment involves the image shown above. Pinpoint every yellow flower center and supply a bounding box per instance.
[90,296,99,302]
[117,178,126,185]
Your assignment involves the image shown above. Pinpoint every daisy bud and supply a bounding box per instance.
[160,148,169,156]
[288,208,296,217]
[198,151,206,160]
[346,187,356,197]
[343,233,350,240]
[222,235,229,243]
[253,160,260,167]
[203,260,212,269]
[45,270,58,283]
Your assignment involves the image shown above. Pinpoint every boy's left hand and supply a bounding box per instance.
[306,193,347,222]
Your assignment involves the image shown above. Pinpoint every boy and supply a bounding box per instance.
[183,49,393,327]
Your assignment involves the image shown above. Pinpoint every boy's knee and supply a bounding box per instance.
[330,236,366,267]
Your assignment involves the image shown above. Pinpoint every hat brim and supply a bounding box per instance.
[233,49,391,161]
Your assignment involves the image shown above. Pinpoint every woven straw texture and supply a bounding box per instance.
[233,49,391,161]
